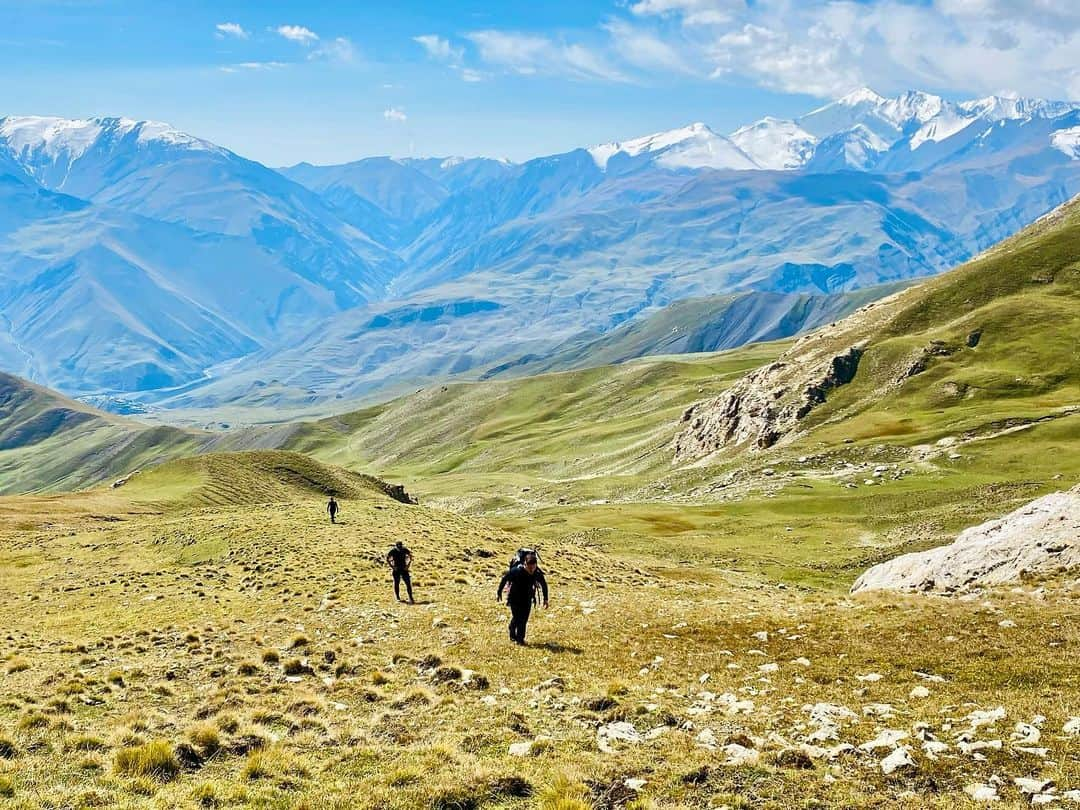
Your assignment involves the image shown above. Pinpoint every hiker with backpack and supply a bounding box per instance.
[387,541,415,603]
[326,496,339,524]
[497,549,548,645]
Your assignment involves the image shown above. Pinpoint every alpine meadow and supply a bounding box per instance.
[1,3,1078,809]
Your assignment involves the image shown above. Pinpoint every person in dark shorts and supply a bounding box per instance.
[326,496,339,523]
[497,552,548,645]
[386,541,414,603]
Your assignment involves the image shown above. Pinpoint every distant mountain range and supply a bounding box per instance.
[2,88,1080,412]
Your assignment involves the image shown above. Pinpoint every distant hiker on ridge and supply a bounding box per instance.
[497,549,548,646]
[387,541,415,603]
[326,496,339,524]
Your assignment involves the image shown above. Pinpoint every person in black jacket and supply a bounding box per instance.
[496,552,548,645]
[386,541,414,603]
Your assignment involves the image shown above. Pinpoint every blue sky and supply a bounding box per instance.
[3,0,1079,165]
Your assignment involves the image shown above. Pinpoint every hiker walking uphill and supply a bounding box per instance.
[386,541,414,603]
[497,549,548,645]
[326,496,339,524]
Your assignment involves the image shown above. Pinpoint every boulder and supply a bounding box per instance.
[852,486,1079,594]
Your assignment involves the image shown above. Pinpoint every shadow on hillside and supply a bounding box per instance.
[536,641,583,655]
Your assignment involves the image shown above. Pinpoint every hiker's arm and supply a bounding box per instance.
[496,572,510,601]
[538,571,549,605]
[406,552,413,568]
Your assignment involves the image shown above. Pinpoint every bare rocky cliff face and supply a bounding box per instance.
[673,339,865,463]
[851,485,1080,594]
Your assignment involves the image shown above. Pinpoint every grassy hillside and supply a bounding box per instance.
[0,372,208,494]
[274,197,1080,591]
[785,194,1080,446]
[1,451,1076,808]
[480,282,910,380]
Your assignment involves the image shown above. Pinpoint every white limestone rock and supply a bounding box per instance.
[852,486,1080,594]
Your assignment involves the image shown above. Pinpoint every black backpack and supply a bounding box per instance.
[508,547,540,571]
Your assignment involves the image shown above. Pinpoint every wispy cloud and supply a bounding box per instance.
[275,25,319,45]
[311,37,355,64]
[460,68,487,83]
[618,0,1080,99]
[414,34,464,65]
[455,1,1080,99]
[466,30,628,82]
[219,61,287,73]
[630,0,745,26]
[215,22,249,40]
[383,107,408,123]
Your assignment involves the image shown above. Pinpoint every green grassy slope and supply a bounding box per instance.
[285,342,785,499]
[790,195,1080,445]
[0,373,207,494]
[277,197,1080,589]
[480,282,910,380]
[1,454,1077,809]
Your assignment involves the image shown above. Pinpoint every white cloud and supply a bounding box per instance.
[501,0,1080,100]
[311,36,355,63]
[414,34,464,65]
[467,30,628,81]
[630,0,746,26]
[603,19,697,74]
[215,22,249,40]
[219,61,288,73]
[383,107,408,122]
[276,25,319,45]
[460,68,487,83]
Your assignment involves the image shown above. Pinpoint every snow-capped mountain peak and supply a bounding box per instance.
[0,115,219,160]
[588,122,757,171]
[730,117,817,170]
[834,87,887,107]
[879,90,946,127]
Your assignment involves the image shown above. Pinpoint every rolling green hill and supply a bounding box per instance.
[0,372,206,494]
[480,282,910,380]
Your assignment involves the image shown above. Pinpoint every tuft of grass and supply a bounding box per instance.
[68,735,108,753]
[4,656,29,674]
[113,740,180,781]
[241,746,308,782]
[187,723,221,756]
[18,711,48,731]
[0,735,17,759]
[261,649,280,664]
[288,634,310,649]
[237,660,260,676]
[282,658,313,676]
[191,782,220,807]
[0,775,13,798]
[536,774,594,810]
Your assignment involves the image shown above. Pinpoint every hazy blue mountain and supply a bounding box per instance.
[2,89,1080,410]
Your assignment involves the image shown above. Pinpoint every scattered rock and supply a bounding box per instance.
[852,486,1080,594]
[880,745,915,775]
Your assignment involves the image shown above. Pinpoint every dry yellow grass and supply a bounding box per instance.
[0,460,1077,809]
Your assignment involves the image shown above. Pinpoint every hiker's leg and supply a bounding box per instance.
[517,602,532,643]
[403,572,414,602]
[393,570,402,600]
[508,607,519,642]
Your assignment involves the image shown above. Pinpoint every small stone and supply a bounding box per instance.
[910,685,930,699]
[880,746,915,774]
[965,783,1000,802]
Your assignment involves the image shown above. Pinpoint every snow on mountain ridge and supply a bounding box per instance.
[0,116,221,160]
[587,122,758,171]
[730,117,817,170]
[1051,126,1080,159]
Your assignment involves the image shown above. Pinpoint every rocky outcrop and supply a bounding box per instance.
[852,485,1080,594]
[673,344,864,462]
